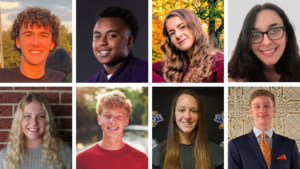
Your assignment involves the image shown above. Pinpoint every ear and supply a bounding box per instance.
[249,108,253,117]
[16,38,20,48]
[127,35,134,48]
[125,117,129,126]
[97,116,101,125]
[273,107,276,115]
[50,41,55,50]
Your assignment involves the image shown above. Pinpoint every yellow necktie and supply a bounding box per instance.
[260,133,271,169]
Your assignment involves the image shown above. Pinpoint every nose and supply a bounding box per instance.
[31,34,40,46]
[98,36,108,46]
[175,30,183,39]
[184,111,191,120]
[109,116,116,123]
[259,106,266,112]
[261,33,272,46]
[30,116,38,125]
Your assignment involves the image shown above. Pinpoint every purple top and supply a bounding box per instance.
[85,53,148,83]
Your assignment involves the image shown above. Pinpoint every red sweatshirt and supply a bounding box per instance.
[76,143,148,169]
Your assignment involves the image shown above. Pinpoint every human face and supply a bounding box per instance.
[21,102,46,146]
[16,23,55,66]
[175,94,199,134]
[249,96,276,129]
[97,107,129,139]
[166,16,195,56]
[251,10,286,67]
[93,17,133,66]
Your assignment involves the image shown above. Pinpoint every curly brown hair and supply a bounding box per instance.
[161,9,215,82]
[10,7,60,54]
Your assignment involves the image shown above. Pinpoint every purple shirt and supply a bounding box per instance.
[85,53,148,82]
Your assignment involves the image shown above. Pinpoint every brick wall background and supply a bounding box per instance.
[0,87,72,151]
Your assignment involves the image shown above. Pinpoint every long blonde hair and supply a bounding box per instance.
[4,94,63,169]
[163,89,211,169]
[161,9,215,82]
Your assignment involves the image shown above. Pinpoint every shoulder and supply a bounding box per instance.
[275,133,296,143]
[60,142,72,156]
[0,67,18,82]
[229,133,249,145]
[77,143,100,159]
[152,141,167,166]
[45,69,66,82]
[85,71,103,82]
[0,147,7,158]
[207,141,224,167]
[211,52,224,82]
[126,144,148,160]
[152,61,165,83]
[131,56,148,67]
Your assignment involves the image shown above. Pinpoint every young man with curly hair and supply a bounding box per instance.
[76,90,148,169]
[228,89,300,169]
[0,7,66,82]
[85,6,148,82]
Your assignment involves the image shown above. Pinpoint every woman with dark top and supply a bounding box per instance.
[152,90,223,169]
[228,3,300,82]
[152,8,224,83]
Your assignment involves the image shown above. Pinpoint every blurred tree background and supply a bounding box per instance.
[76,87,148,131]
[152,0,224,62]
[2,16,72,68]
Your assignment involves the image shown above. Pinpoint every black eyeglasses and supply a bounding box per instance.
[251,27,285,44]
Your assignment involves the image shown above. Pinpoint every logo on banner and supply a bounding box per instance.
[152,139,158,148]
[214,111,224,129]
[152,111,163,127]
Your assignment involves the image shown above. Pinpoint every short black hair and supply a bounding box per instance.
[96,6,139,43]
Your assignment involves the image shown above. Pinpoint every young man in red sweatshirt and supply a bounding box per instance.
[76,90,148,169]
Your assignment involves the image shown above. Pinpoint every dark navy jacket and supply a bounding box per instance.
[228,130,300,169]
[85,53,148,83]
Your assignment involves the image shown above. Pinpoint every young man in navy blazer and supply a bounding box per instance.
[228,89,300,169]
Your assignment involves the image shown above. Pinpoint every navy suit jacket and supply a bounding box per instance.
[228,130,300,169]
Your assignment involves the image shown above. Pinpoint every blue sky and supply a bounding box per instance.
[0,0,72,32]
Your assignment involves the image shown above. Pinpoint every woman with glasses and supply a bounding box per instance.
[228,3,300,82]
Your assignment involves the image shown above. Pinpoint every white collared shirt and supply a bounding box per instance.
[253,127,273,149]
[107,74,113,80]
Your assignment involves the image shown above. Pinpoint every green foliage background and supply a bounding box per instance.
[76,87,148,130]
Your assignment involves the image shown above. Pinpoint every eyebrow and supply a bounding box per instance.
[24,112,45,115]
[22,31,51,36]
[168,22,184,33]
[252,23,281,31]
[93,30,119,34]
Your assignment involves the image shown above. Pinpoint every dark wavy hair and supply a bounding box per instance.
[228,3,300,81]
[10,7,60,54]
[161,9,215,82]
[162,89,211,169]
[46,48,72,75]
[96,6,139,43]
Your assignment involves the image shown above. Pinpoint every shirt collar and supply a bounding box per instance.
[253,127,273,138]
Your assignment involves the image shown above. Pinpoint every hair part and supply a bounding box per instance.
[96,6,139,43]
[163,89,211,169]
[10,7,60,54]
[228,3,300,81]
[161,8,215,82]
[96,90,132,116]
[249,89,275,107]
[4,94,63,169]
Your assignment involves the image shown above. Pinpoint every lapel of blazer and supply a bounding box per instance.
[270,132,281,169]
[247,130,268,169]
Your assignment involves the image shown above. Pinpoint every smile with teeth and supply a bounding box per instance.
[182,122,193,125]
[99,51,109,54]
[29,51,42,53]
[28,128,39,131]
[262,48,276,54]
[108,127,119,130]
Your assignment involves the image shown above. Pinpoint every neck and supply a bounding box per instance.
[178,130,193,145]
[103,61,123,75]
[20,60,45,79]
[24,137,43,148]
[254,124,272,132]
[263,64,275,72]
[99,135,125,150]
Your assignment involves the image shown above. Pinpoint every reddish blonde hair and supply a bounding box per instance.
[96,90,132,116]
[249,89,275,107]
